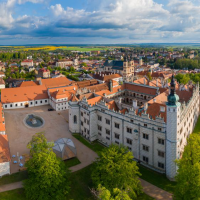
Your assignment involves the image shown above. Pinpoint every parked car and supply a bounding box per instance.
[48,108,54,111]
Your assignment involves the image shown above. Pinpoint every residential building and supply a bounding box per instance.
[21,60,33,67]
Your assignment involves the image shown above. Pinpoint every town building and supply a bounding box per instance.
[21,60,33,67]
[68,76,199,180]
[38,68,50,78]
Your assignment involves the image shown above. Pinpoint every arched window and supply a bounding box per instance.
[74,115,77,124]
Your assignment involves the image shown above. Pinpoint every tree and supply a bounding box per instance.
[92,145,142,199]
[174,134,200,200]
[93,185,131,200]
[147,72,152,81]
[24,132,70,200]
[81,62,87,67]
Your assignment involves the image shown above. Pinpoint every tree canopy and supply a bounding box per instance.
[92,144,142,199]
[174,134,200,200]
[24,132,70,200]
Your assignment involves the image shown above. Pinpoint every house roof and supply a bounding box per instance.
[0,103,5,132]
[21,60,33,63]
[19,81,39,87]
[90,73,122,81]
[1,85,48,103]
[0,135,11,163]
[41,77,72,88]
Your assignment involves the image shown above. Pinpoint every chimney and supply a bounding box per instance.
[160,106,165,112]
[156,79,158,87]
[144,103,148,111]
[144,78,146,85]
[133,99,137,109]
[109,80,113,92]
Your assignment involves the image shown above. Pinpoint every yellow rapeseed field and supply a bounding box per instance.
[12,46,66,51]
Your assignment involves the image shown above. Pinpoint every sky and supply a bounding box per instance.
[0,0,200,44]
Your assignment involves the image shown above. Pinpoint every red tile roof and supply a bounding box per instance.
[0,135,11,163]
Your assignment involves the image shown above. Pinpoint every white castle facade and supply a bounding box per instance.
[69,76,199,180]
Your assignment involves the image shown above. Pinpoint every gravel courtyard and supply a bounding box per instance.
[4,105,98,174]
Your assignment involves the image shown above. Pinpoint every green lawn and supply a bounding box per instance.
[139,165,176,193]
[0,158,81,186]
[0,165,154,200]
[60,47,109,52]
[64,157,81,168]
[193,116,200,134]
[73,134,105,156]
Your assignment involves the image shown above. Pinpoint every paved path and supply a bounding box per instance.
[140,178,173,200]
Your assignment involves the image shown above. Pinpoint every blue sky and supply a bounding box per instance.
[0,0,200,44]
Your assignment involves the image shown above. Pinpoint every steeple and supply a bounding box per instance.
[167,75,179,106]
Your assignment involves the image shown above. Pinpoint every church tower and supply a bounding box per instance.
[166,75,180,180]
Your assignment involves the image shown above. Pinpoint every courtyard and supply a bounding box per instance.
[4,105,98,174]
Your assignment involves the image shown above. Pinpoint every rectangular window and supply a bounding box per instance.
[35,101,37,104]
[128,147,132,151]
[127,138,132,145]
[98,125,102,131]
[81,112,83,116]
[158,162,165,169]
[10,104,12,107]
[40,101,42,103]
[158,138,164,145]
[87,130,89,134]
[143,133,149,140]
[106,129,110,135]
[106,136,110,140]
[5,105,7,108]
[158,151,165,158]
[84,118,86,123]
[143,156,149,163]
[45,100,47,103]
[115,141,119,144]
[158,127,162,131]
[127,127,132,134]
[115,133,120,139]
[144,124,147,127]
[143,145,149,152]
[98,132,101,136]
[105,119,110,125]
[81,121,83,126]
[87,120,89,125]
[115,123,120,129]
[98,115,102,121]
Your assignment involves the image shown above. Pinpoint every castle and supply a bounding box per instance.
[69,76,199,179]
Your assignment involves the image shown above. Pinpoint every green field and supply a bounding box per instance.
[60,46,110,52]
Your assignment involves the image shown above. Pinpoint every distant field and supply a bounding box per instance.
[13,46,67,51]
[60,46,110,52]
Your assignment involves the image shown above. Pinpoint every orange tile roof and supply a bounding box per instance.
[19,81,39,87]
[41,77,72,88]
[87,96,103,106]
[106,100,119,112]
[0,135,11,163]
[1,85,48,103]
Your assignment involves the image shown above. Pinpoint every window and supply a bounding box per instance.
[128,147,132,151]
[5,105,7,108]
[127,138,132,145]
[10,104,12,107]
[106,136,110,140]
[158,162,165,169]
[15,104,18,107]
[40,101,42,103]
[130,119,133,123]
[98,125,102,131]
[143,145,149,152]
[35,101,37,104]
[74,115,77,124]
[143,133,149,140]
[87,130,89,134]
[143,156,149,163]
[105,119,110,125]
[81,112,83,116]
[98,132,101,136]
[115,123,120,129]
[84,118,86,123]
[98,115,102,121]
[87,120,89,125]
[45,100,47,103]
[127,127,132,134]
[158,138,164,145]
[158,127,162,131]
[115,141,119,144]
[21,103,23,106]
[106,129,110,135]
[30,102,33,105]
[115,133,120,139]
[81,121,83,126]
[144,124,147,127]
[158,151,165,158]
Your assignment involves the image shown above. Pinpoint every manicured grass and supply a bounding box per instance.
[0,165,154,200]
[73,134,105,156]
[139,165,176,193]
[193,116,200,134]
[64,157,81,168]
[0,171,28,186]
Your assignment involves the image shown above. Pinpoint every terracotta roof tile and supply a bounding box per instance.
[41,77,72,88]
[0,135,11,163]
